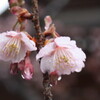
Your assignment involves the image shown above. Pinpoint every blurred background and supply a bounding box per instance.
[0,0,100,100]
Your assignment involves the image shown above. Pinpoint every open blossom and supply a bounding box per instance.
[36,37,86,75]
[0,31,37,63]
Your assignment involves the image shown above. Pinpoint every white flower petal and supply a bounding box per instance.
[12,43,27,63]
[70,40,76,46]
[0,32,10,42]
[54,37,78,49]
[40,55,55,73]
[74,61,85,72]
[21,32,37,51]
[69,48,86,61]
[6,31,20,37]
[54,36,70,47]
[36,42,55,60]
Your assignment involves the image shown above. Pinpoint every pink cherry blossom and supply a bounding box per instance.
[36,36,86,75]
[0,31,37,63]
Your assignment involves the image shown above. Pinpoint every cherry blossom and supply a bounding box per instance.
[0,31,37,63]
[36,36,86,75]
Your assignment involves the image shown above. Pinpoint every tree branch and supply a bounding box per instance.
[43,73,53,100]
[32,0,53,100]
[32,0,44,50]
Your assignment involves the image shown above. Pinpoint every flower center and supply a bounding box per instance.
[3,38,21,57]
[54,48,74,71]
[8,44,19,54]
[56,55,69,64]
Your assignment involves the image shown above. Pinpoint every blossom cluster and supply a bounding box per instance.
[0,16,86,80]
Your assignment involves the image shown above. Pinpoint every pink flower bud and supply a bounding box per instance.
[43,16,56,36]
[44,16,52,30]
[11,6,29,17]
[11,6,22,15]
[18,56,34,80]
[9,0,18,4]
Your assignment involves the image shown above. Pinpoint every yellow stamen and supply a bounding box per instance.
[3,39,21,57]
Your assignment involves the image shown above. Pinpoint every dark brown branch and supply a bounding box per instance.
[32,0,53,100]
[32,0,41,33]
[32,0,44,50]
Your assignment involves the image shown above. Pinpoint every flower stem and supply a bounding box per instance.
[32,0,53,100]
[12,20,19,30]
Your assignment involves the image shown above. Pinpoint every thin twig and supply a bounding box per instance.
[32,0,53,100]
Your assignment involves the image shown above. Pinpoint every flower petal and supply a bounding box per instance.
[21,32,37,51]
[68,47,86,61]
[54,37,77,48]
[6,31,20,37]
[12,42,27,63]
[44,16,52,30]
[54,37,70,47]
[36,42,55,60]
[0,33,12,61]
[40,55,55,73]
[0,32,10,42]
